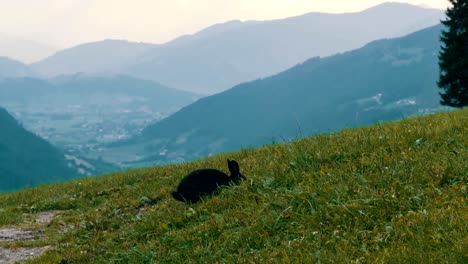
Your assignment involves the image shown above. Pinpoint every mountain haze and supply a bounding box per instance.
[125,24,444,164]
[0,33,57,63]
[31,3,444,94]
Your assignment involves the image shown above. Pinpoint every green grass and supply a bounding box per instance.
[1,109,467,263]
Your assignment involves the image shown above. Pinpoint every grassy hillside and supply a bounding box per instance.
[0,109,466,263]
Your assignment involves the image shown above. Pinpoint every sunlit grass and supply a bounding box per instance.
[1,109,467,263]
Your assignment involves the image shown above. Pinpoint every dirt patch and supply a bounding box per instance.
[33,210,61,224]
[0,228,44,242]
[0,210,62,263]
[0,246,50,264]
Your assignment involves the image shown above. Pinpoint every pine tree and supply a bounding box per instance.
[438,0,468,107]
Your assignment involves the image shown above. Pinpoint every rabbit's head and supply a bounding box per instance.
[227,159,246,183]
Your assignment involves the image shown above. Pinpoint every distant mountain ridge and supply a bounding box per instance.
[0,74,199,118]
[0,57,36,78]
[31,2,444,94]
[31,40,154,77]
[0,74,198,114]
[0,107,77,192]
[120,24,445,165]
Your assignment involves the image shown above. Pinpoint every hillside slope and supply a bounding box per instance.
[0,109,466,263]
[0,107,77,192]
[127,24,444,165]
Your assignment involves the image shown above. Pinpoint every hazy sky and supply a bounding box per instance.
[0,0,449,48]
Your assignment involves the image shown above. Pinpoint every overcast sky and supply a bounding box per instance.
[0,0,449,48]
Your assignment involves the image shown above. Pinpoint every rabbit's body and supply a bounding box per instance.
[171,160,245,204]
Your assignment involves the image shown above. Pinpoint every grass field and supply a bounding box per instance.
[0,109,467,263]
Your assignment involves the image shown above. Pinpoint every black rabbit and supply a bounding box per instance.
[171,159,246,204]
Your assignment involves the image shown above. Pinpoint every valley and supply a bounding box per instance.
[5,101,162,163]
[0,75,200,169]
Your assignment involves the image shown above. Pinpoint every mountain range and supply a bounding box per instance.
[118,24,444,165]
[0,107,76,192]
[30,3,444,94]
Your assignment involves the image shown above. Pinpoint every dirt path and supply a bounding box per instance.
[0,211,60,263]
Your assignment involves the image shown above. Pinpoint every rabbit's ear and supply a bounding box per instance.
[228,160,239,173]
